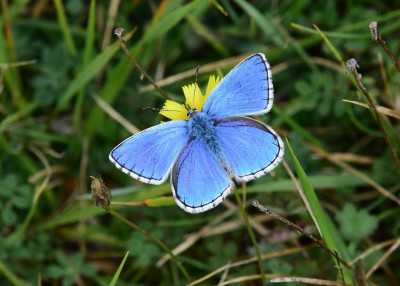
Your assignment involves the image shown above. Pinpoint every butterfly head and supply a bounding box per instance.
[185,104,199,118]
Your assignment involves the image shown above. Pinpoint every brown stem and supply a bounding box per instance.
[252,200,353,272]
[369,21,400,72]
[346,58,400,168]
[114,28,170,100]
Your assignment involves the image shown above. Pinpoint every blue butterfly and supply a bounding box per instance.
[109,53,284,213]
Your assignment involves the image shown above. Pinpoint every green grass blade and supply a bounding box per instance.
[56,34,126,112]
[0,4,24,108]
[285,138,354,284]
[185,14,229,56]
[109,251,129,286]
[139,0,204,45]
[0,102,38,133]
[53,0,77,54]
[313,25,345,67]
[84,51,136,136]
[73,0,96,130]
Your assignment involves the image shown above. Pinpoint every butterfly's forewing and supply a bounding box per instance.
[109,120,189,184]
[171,138,234,213]
[202,53,273,119]
[215,116,284,182]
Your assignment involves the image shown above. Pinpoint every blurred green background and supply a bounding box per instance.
[1,0,400,285]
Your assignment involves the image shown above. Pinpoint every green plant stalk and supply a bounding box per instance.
[106,208,191,282]
[285,138,354,284]
[234,189,267,286]
[53,0,77,54]
[313,24,345,68]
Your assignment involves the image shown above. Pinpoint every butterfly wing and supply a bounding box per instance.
[109,120,189,184]
[215,116,284,182]
[171,138,234,213]
[202,53,273,119]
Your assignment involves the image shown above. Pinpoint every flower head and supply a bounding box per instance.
[159,75,221,120]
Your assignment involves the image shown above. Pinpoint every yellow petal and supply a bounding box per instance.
[182,83,203,111]
[205,75,221,97]
[159,100,188,120]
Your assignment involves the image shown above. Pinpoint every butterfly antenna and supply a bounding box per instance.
[156,106,187,114]
[192,65,200,108]
[143,107,160,112]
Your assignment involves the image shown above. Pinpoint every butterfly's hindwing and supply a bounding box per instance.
[171,138,234,213]
[215,116,284,182]
[109,120,189,184]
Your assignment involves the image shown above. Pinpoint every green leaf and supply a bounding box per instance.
[0,174,18,197]
[11,195,31,209]
[336,203,379,242]
[2,208,17,226]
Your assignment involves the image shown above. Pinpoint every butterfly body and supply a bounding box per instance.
[188,111,222,157]
[110,53,284,213]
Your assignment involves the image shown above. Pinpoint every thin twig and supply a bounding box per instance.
[236,194,267,286]
[189,246,313,286]
[346,58,400,168]
[114,28,169,100]
[252,201,353,271]
[270,276,345,285]
[365,238,400,279]
[355,260,367,286]
[0,59,36,69]
[369,21,400,72]
[333,250,346,286]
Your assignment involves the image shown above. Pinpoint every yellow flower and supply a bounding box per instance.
[160,75,221,120]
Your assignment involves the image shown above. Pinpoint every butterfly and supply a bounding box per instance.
[109,53,284,213]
